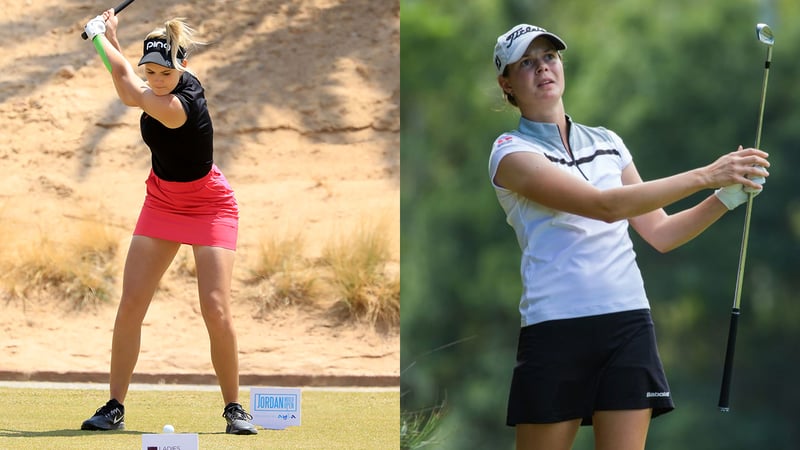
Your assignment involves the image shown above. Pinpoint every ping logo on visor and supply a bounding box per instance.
[138,38,187,68]
[145,39,170,52]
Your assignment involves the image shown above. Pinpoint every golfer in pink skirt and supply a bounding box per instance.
[80,11,257,435]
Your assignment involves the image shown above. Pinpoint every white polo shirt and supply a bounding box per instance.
[488,116,650,327]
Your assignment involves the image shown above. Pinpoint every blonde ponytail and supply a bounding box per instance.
[145,18,206,74]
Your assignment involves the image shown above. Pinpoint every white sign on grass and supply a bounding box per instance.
[141,432,199,450]
[250,387,302,429]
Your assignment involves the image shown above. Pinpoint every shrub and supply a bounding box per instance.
[320,220,399,330]
[0,218,118,309]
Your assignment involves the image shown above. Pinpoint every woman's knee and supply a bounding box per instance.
[200,291,233,326]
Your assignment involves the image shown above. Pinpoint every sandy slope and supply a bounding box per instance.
[0,0,399,385]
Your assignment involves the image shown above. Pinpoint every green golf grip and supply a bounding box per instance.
[92,36,112,73]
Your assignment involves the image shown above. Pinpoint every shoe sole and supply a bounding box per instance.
[81,421,125,431]
[225,425,258,435]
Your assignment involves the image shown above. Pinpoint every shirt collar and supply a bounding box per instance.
[517,114,572,148]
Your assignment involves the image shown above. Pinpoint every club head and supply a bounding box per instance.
[756,23,774,46]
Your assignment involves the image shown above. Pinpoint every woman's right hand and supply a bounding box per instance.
[705,145,770,192]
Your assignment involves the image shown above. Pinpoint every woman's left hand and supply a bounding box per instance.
[101,8,118,39]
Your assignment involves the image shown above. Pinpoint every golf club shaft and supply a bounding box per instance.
[754,46,773,152]
[718,42,772,412]
[80,0,136,40]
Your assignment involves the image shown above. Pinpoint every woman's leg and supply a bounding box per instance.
[109,236,181,403]
[516,420,582,450]
[592,409,651,450]
[192,245,239,404]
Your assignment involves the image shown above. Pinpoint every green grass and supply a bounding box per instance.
[0,387,399,449]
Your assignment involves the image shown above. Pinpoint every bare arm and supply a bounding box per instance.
[494,146,768,225]
[624,162,728,252]
[96,10,187,128]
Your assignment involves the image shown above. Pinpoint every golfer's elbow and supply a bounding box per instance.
[113,89,137,106]
[592,198,628,223]
[597,211,625,224]
[651,241,675,254]
[111,76,142,107]
[592,189,653,223]
[114,89,138,107]
[640,232,679,254]
[120,94,139,107]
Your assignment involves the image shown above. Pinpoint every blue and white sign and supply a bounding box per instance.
[250,387,302,429]
[141,432,199,450]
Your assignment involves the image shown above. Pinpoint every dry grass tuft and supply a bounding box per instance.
[267,268,318,308]
[251,231,318,315]
[0,217,119,309]
[320,220,399,331]
[248,219,400,332]
[251,230,306,280]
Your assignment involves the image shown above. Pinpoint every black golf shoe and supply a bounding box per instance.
[222,402,258,435]
[81,398,125,431]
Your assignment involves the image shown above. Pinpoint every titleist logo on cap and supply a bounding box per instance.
[503,25,547,49]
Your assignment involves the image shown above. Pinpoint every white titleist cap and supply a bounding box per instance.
[493,24,567,75]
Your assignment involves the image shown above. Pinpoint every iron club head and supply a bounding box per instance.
[757,23,774,46]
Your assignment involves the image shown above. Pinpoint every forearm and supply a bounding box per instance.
[105,31,123,53]
[598,168,709,222]
[97,35,144,106]
[634,194,728,253]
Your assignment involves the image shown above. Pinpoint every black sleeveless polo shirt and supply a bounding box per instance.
[140,72,213,182]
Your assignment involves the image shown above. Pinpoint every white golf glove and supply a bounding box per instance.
[743,165,768,193]
[84,15,106,40]
[715,176,765,210]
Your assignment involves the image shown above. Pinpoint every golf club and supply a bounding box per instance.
[718,22,774,413]
[80,0,136,40]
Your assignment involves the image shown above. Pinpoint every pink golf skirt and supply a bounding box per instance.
[133,165,239,250]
